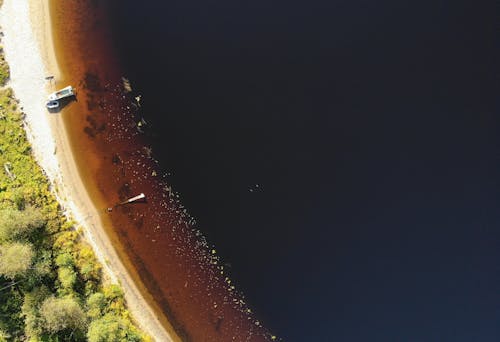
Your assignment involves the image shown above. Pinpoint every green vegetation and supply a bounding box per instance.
[0,47,148,340]
[0,47,9,86]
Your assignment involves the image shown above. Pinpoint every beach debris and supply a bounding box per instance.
[3,163,15,180]
[44,76,55,86]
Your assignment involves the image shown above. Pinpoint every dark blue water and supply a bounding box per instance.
[108,0,498,340]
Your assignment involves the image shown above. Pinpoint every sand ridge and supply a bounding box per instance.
[0,1,176,340]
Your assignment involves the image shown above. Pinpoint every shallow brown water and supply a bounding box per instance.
[50,1,273,341]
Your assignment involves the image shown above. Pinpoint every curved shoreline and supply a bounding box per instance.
[0,1,177,340]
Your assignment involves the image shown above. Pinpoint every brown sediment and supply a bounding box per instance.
[50,1,271,341]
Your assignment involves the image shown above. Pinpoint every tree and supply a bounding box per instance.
[0,207,44,242]
[55,253,77,291]
[0,242,33,278]
[87,314,142,342]
[57,266,77,290]
[40,296,86,333]
[21,249,53,290]
[32,249,52,278]
[76,246,101,282]
[22,286,51,339]
[86,292,106,319]
[55,252,74,268]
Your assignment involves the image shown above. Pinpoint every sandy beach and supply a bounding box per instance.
[0,1,176,340]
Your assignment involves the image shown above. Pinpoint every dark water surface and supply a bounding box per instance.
[59,0,497,341]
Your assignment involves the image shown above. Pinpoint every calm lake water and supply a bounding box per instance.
[102,0,497,340]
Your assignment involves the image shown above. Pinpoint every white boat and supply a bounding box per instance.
[48,85,75,101]
[46,100,60,109]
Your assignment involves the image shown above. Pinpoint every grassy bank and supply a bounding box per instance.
[0,41,148,341]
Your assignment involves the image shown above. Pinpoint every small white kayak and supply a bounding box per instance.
[48,85,75,101]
